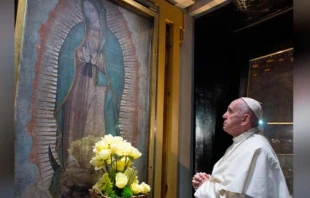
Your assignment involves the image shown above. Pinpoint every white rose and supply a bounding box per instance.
[113,157,126,172]
[102,134,114,144]
[140,182,151,194]
[115,173,128,188]
[110,143,122,155]
[131,148,142,159]
[94,140,108,153]
[90,156,104,170]
[112,136,124,144]
[130,183,142,194]
[99,149,111,160]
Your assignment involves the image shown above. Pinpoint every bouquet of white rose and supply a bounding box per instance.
[89,134,151,198]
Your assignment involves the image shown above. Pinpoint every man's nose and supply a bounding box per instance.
[222,113,227,119]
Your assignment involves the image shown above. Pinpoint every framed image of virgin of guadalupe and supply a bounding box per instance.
[15,0,158,197]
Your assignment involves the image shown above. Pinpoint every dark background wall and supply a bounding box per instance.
[193,2,293,176]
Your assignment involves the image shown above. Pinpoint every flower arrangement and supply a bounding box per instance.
[89,134,151,198]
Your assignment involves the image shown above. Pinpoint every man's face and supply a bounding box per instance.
[222,99,244,137]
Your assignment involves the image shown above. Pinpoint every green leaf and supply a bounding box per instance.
[121,186,133,198]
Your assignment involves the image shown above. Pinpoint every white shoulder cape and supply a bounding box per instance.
[194,129,290,198]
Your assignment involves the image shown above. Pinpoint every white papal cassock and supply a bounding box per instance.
[194,127,290,198]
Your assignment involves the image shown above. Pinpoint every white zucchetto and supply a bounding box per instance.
[241,97,262,120]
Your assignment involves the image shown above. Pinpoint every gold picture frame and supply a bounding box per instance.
[14,0,159,197]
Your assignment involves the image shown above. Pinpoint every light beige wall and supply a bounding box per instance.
[178,12,194,198]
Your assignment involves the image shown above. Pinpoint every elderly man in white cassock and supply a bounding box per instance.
[192,97,290,198]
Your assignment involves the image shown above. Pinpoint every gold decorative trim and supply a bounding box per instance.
[14,0,27,98]
[250,48,293,62]
[118,0,158,17]
[267,122,293,125]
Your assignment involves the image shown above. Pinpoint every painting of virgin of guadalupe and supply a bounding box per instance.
[55,0,125,167]
[15,0,157,197]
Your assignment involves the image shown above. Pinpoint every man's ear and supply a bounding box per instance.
[241,114,251,126]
